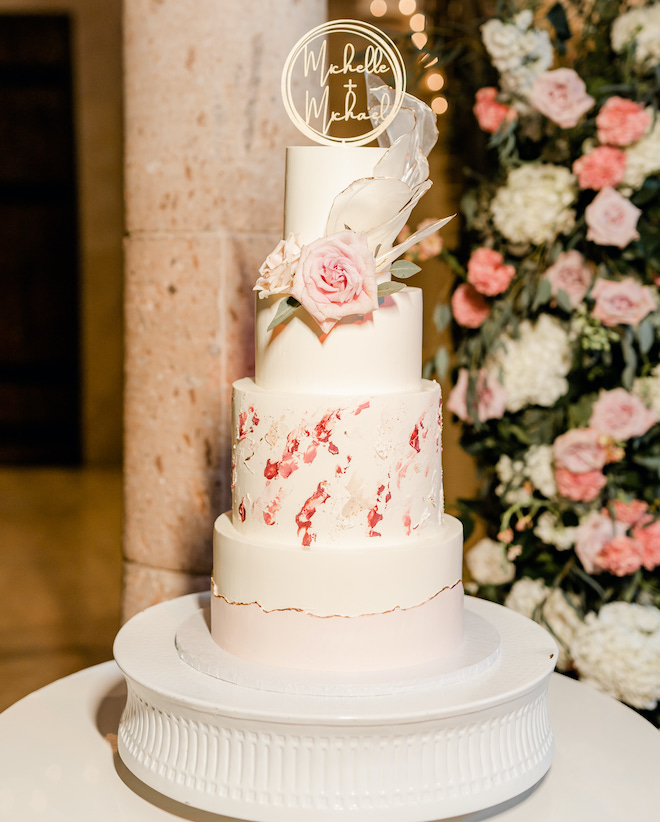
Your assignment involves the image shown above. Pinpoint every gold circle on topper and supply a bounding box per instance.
[281,19,407,147]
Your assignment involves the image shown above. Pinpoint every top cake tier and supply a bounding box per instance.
[255,146,423,396]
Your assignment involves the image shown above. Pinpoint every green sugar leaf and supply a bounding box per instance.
[390,259,421,279]
[267,296,301,331]
[377,281,406,298]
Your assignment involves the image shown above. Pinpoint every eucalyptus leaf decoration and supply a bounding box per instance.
[267,296,301,332]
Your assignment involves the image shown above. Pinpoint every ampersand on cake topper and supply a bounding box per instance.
[281,19,407,146]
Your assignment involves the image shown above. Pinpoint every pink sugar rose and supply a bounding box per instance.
[447,367,507,423]
[572,146,627,190]
[596,535,645,576]
[596,97,652,146]
[553,428,608,474]
[451,283,491,328]
[290,230,378,334]
[544,250,593,308]
[632,520,660,571]
[591,277,656,326]
[590,388,658,441]
[585,188,641,248]
[575,510,626,574]
[466,247,516,296]
[555,466,607,502]
[473,87,517,134]
[530,68,595,129]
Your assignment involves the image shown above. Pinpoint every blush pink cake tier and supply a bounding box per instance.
[210,122,465,671]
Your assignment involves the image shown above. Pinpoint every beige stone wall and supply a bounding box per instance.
[0,0,124,466]
[122,0,327,618]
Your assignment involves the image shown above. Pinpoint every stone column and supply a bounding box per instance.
[122,0,326,620]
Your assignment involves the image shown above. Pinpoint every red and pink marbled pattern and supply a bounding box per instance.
[230,379,444,548]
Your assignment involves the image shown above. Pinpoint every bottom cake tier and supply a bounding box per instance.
[211,512,464,671]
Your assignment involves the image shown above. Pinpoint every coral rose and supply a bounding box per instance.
[632,521,660,571]
[553,428,608,474]
[596,536,644,577]
[447,367,507,423]
[473,87,517,134]
[596,97,652,146]
[555,466,607,502]
[544,250,593,308]
[530,68,595,128]
[572,146,627,190]
[575,510,625,574]
[467,247,516,296]
[609,499,652,527]
[590,388,658,441]
[451,283,491,328]
[585,187,641,248]
[290,230,378,334]
[591,277,656,326]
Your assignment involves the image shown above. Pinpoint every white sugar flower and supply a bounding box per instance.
[622,115,660,192]
[525,445,557,499]
[491,164,577,246]
[534,510,576,551]
[612,4,660,70]
[570,602,660,710]
[494,314,572,412]
[466,538,516,585]
[505,578,582,670]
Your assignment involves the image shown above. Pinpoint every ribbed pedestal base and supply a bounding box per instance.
[114,594,556,821]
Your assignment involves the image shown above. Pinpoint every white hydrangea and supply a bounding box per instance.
[466,538,516,586]
[495,454,532,504]
[481,11,553,95]
[525,445,557,498]
[534,510,576,551]
[612,4,660,70]
[622,115,660,192]
[570,602,660,710]
[491,164,577,246]
[494,314,572,413]
[505,578,582,670]
[633,364,660,416]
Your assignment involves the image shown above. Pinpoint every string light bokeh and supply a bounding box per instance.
[367,1,447,115]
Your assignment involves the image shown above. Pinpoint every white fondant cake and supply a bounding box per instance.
[211,97,465,671]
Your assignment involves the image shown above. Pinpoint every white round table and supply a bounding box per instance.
[0,662,658,821]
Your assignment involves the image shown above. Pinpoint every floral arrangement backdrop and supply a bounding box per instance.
[410,0,660,725]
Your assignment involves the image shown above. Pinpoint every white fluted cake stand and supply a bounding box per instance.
[114,593,557,821]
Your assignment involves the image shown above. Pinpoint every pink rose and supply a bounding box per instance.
[553,428,608,473]
[466,247,516,296]
[572,146,627,190]
[632,520,660,571]
[575,510,625,574]
[590,388,658,441]
[530,68,595,128]
[473,87,517,134]
[447,368,507,423]
[609,499,652,527]
[596,535,644,576]
[555,466,607,502]
[451,283,491,328]
[255,234,302,296]
[591,277,656,326]
[596,97,652,146]
[543,250,593,308]
[416,218,443,260]
[585,188,641,248]
[290,230,378,333]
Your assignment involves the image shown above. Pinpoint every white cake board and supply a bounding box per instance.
[114,593,557,822]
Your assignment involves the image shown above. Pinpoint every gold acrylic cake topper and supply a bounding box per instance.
[281,20,407,146]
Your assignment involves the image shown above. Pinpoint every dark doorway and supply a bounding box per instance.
[0,14,81,465]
